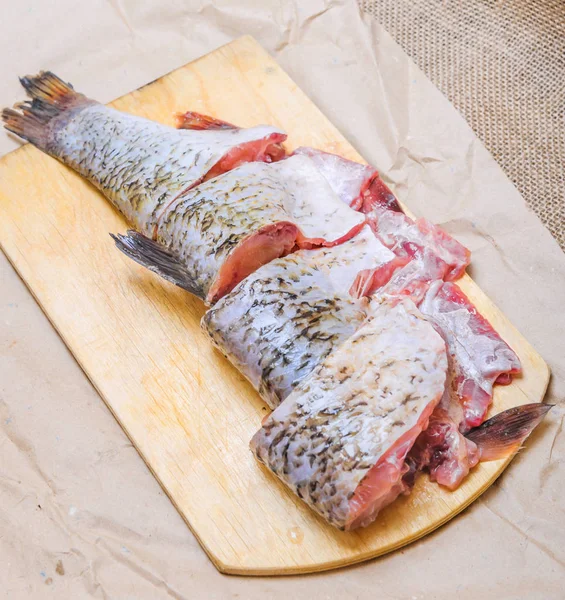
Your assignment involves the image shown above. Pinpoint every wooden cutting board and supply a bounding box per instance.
[0,36,549,575]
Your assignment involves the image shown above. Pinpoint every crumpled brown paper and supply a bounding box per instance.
[1,0,564,597]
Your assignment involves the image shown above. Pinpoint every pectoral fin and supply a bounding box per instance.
[111,230,204,299]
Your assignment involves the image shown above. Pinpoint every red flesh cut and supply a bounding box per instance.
[177,110,287,171]
[293,146,403,212]
[406,402,552,490]
[178,114,532,495]
[347,398,439,529]
[362,173,403,213]
[147,112,289,239]
[375,250,450,303]
[367,205,471,282]
[379,263,522,489]
[406,391,480,490]
[421,282,522,431]
[204,132,288,181]
[207,222,298,304]
[403,281,522,489]
[295,220,367,250]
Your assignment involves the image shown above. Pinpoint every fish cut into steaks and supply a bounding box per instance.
[4,69,549,527]
[366,204,470,282]
[2,72,287,235]
[290,146,470,284]
[251,296,448,530]
[176,110,286,163]
[114,154,366,304]
[419,281,522,431]
[403,280,522,489]
[405,401,552,490]
[203,225,395,407]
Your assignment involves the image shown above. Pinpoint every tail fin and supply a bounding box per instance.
[466,403,553,461]
[110,230,204,300]
[2,71,87,148]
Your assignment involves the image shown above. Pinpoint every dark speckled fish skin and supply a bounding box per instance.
[155,155,365,303]
[1,72,286,236]
[47,104,286,234]
[251,297,448,530]
[202,225,394,407]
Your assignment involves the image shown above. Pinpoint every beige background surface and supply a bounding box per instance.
[360,0,565,251]
[1,1,564,598]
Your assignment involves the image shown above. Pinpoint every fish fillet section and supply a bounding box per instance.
[251,297,447,530]
[293,146,402,212]
[155,154,365,303]
[203,225,394,407]
[1,71,287,234]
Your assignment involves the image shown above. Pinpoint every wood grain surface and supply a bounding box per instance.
[0,36,550,575]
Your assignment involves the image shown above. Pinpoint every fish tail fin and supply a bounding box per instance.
[2,71,88,148]
[110,231,204,300]
[466,403,553,461]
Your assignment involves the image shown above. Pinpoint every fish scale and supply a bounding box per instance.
[251,297,448,530]
[2,71,286,236]
[154,154,365,303]
[203,225,394,407]
[2,70,549,534]
[3,72,366,306]
[50,104,282,233]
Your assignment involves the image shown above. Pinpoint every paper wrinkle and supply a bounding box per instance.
[480,500,565,569]
[460,219,521,276]
[105,0,136,36]
[357,17,410,170]
[1,0,565,596]
[274,4,337,53]
[96,538,189,600]
[0,401,61,497]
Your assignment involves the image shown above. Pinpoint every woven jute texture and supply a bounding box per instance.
[359,0,565,250]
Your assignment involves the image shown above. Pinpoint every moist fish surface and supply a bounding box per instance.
[406,387,481,490]
[419,281,522,431]
[291,146,470,286]
[176,110,287,163]
[115,154,366,304]
[5,70,545,511]
[293,146,402,212]
[404,280,522,489]
[203,225,394,407]
[251,296,448,530]
[366,204,471,282]
[2,72,287,235]
[375,255,528,490]
[404,401,552,490]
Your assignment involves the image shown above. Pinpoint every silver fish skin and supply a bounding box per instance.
[202,225,394,408]
[52,106,286,233]
[2,72,287,234]
[293,146,376,209]
[293,146,403,213]
[155,154,365,303]
[251,296,447,530]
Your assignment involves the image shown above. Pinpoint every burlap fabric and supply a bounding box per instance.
[359,0,565,250]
